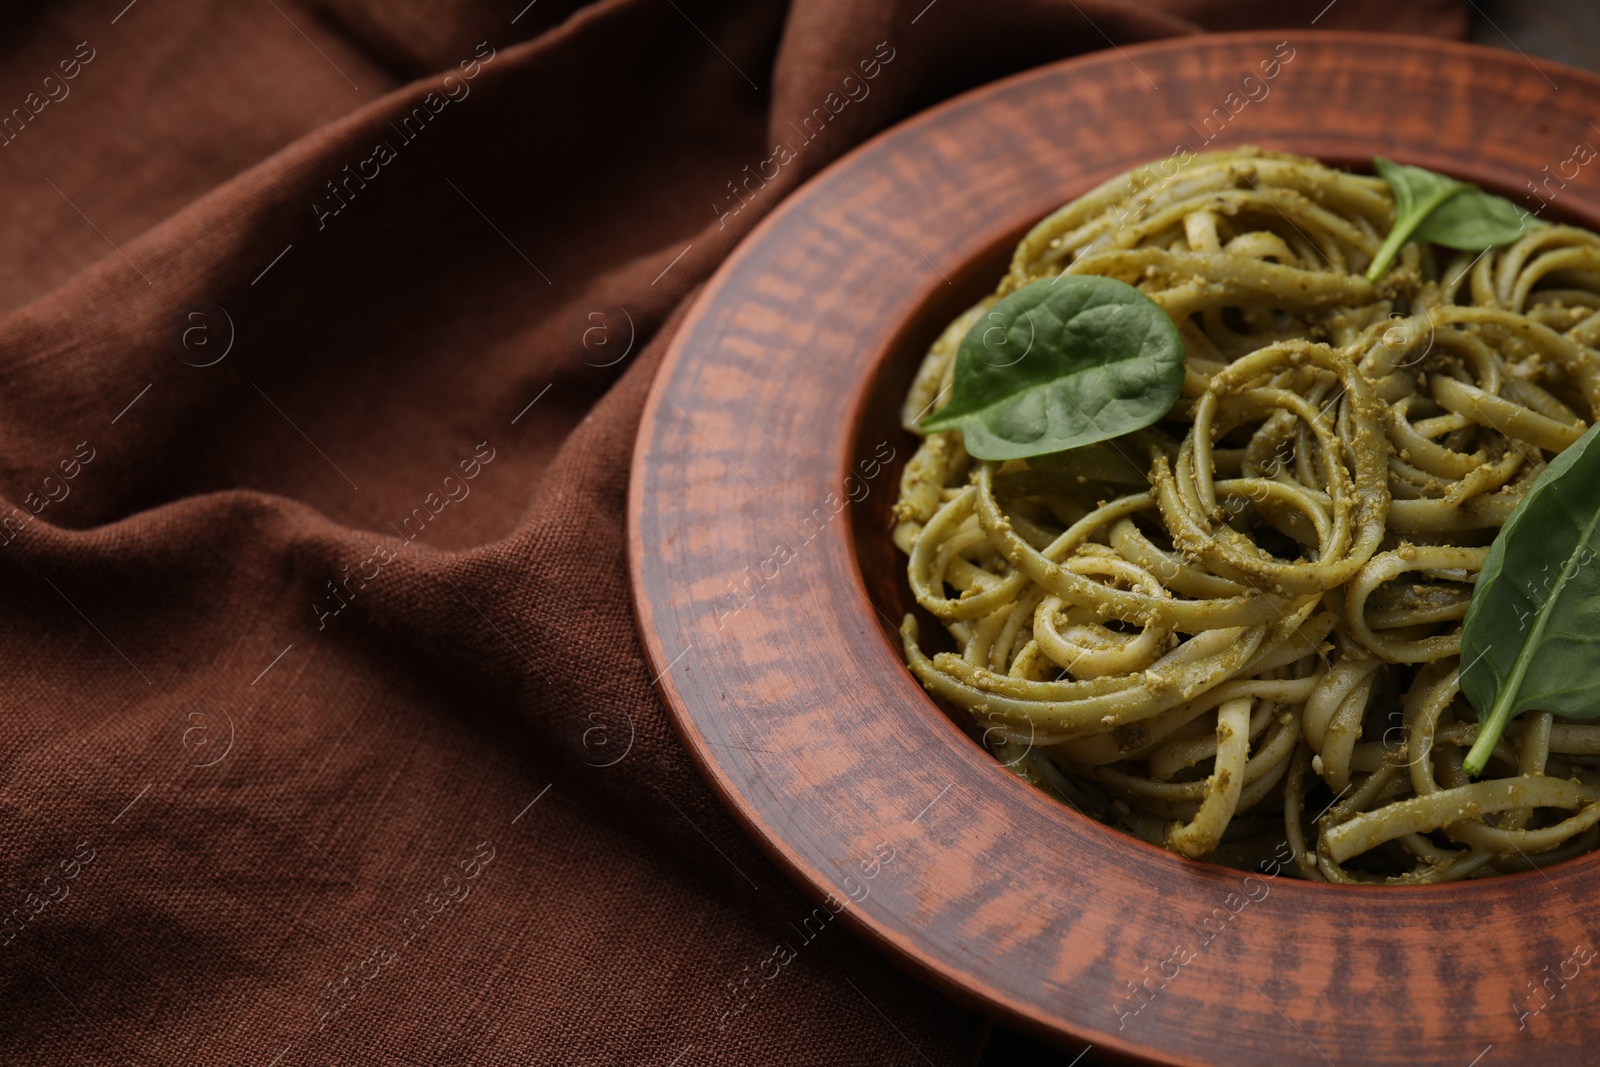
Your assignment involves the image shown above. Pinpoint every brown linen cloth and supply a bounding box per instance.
[0,1,1465,1063]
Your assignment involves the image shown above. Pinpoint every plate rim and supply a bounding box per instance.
[629,29,1600,1064]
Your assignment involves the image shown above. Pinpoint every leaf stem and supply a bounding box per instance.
[1463,688,1517,778]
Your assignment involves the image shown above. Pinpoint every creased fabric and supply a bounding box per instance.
[0,1,1464,1063]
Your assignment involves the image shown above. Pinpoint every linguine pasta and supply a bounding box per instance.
[893,148,1600,882]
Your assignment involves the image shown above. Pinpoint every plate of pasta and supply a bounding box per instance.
[631,30,1600,1065]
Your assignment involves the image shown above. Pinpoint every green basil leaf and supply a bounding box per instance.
[1366,158,1467,281]
[1415,185,1538,250]
[1366,158,1541,281]
[1460,420,1600,776]
[1376,157,1464,223]
[920,276,1184,461]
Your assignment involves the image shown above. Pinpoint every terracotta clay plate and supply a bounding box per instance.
[628,31,1600,1066]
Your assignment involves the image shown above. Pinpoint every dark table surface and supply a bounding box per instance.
[1470,0,1600,75]
[977,2,1598,1063]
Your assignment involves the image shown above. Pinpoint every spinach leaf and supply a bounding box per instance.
[920,276,1184,461]
[1417,186,1537,250]
[1365,158,1540,281]
[1460,421,1600,776]
[1366,159,1467,281]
